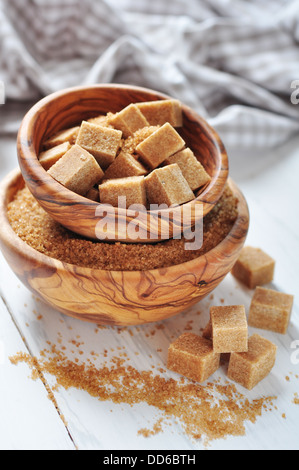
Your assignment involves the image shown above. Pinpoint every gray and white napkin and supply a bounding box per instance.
[0,0,299,149]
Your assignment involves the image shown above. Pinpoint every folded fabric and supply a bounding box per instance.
[0,0,299,149]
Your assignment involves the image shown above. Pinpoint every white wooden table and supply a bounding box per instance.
[0,131,298,451]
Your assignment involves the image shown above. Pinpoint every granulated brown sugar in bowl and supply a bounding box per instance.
[7,184,238,271]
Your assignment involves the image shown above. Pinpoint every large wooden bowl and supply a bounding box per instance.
[17,84,229,243]
[0,169,249,326]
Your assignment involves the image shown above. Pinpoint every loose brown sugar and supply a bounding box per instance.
[10,344,276,446]
[7,185,238,271]
[9,351,68,428]
[138,418,165,438]
[120,126,160,157]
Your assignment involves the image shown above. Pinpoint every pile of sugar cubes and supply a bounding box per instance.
[167,246,294,390]
[39,100,211,208]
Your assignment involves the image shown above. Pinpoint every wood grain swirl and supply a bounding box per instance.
[0,169,249,326]
[17,84,229,243]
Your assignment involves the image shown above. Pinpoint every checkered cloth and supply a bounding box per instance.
[1,0,299,149]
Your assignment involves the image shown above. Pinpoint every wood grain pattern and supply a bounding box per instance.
[17,84,229,243]
[0,169,249,326]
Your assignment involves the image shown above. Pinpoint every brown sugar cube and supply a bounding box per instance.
[87,115,111,127]
[85,187,100,202]
[39,142,71,170]
[43,126,80,150]
[48,144,104,196]
[136,100,183,127]
[248,287,294,334]
[108,104,149,138]
[231,246,275,289]
[145,164,194,207]
[210,305,248,353]
[99,176,147,209]
[76,121,122,169]
[202,320,230,363]
[167,333,220,383]
[165,148,211,191]
[103,151,148,180]
[227,334,277,390]
[136,123,185,170]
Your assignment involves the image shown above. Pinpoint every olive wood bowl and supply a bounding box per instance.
[17,84,229,243]
[0,169,249,326]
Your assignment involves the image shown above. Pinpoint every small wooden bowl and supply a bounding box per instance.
[17,84,229,243]
[0,169,249,326]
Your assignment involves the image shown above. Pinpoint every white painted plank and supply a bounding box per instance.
[0,294,75,450]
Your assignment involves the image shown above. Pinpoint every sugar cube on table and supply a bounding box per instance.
[227,334,277,390]
[167,333,220,383]
[231,246,275,289]
[210,305,248,353]
[248,287,294,334]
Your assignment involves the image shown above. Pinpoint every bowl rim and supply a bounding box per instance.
[0,168,249,277]
[17,83,229,242]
